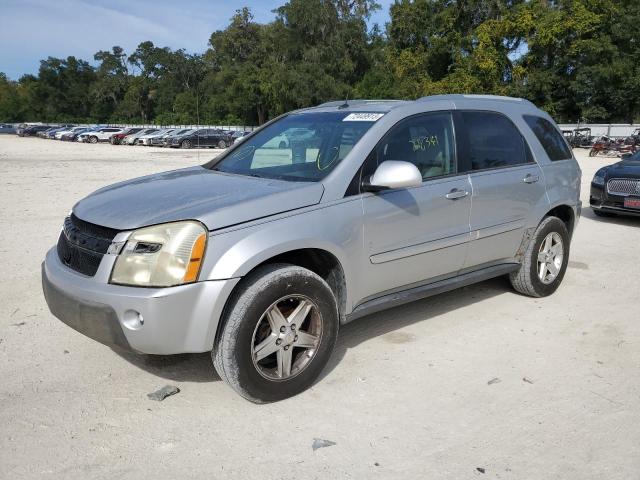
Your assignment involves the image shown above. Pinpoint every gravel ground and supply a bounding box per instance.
[1,135,639,479]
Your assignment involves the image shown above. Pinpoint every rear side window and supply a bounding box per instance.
[462,111,529,170]
[523,115,572,161]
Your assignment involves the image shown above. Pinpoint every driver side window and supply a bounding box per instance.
[375,112,456,181]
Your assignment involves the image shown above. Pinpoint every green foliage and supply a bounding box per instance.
[1,0,638,124]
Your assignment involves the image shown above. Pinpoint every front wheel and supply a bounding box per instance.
[89,136,98,144]
[213,264,339,403]
[217,140,227,149]
[181,139,192,149]
[509,216,570,297]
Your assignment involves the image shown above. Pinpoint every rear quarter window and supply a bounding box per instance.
[523,115,572,161]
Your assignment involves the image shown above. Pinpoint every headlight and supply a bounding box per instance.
[592,169,606,186]
[110,221,207,287]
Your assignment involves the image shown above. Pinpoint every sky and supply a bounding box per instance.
[0,0,393,80]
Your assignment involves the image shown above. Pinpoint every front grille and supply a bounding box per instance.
[607,178,640,196]
[56,215,119,276]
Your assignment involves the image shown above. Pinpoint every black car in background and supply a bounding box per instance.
[591,152,640,217]
[168,128,233,149]
[18,125,53,137]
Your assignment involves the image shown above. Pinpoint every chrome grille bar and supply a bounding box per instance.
[607,178,640,196]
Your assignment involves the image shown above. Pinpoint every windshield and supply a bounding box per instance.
[210,111,381,181]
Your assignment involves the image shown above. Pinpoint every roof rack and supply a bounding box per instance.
[317,99,406,107]
[417,94,535,106]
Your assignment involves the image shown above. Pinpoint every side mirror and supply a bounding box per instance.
[363,160,422,191]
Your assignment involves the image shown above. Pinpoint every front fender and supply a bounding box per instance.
[200,199,364,311]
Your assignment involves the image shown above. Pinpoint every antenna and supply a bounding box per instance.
[339,93,350,109]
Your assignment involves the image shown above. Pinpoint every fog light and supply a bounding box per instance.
[122,309,144,330]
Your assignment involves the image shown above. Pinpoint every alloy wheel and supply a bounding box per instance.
[537,232,564,285]
[251,295,322,381]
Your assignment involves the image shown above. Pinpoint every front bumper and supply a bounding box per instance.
[42,247,239,354]
[590,183,640,217]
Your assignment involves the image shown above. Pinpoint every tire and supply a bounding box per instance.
[509,216,570,298]
[589,148,597,157]
[110,137,118,145]
[181,139,192,149]
[89,136,98,144]
[213,263,339,403]
[217,140,227,149]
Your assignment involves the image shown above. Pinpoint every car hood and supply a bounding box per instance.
[73,166,324,231]
[606,160,640,178]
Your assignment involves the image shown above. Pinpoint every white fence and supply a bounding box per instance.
[558,123,639,138]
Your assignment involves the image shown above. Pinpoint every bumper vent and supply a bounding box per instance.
[607,178,640,197]
[56,215,119,277]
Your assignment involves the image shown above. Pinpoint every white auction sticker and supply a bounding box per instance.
[343,113,385,122]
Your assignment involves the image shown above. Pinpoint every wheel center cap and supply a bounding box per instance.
[282,331,295,345]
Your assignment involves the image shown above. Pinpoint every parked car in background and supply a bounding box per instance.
[55,126,86,140]
[590,151,640,217]
[138,129,176,146]
[42,95,581,402]
[37,126,61,138]
[79,127,124,144]
[168,128,233,149]
[232,130,251,144]
[45,126,75,139]
[161,129,193,147]
[123,128,159,145]
[0,123,16,134]
[19,125,53,137]
[62,127,93,142]
[110,127,143,145]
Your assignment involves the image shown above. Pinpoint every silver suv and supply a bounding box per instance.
[42,95,582,402]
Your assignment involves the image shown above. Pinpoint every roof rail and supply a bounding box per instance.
[417,94,535,106]
[317,99,406,107]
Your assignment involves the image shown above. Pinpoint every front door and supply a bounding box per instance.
[358,111,472,303]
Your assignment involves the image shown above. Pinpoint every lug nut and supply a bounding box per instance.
[294,335,298,341]
[291,324,296,330]
[276,339,282,346]
[280,326,286,333]
[284,345,289,351]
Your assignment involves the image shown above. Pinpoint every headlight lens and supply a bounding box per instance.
[111,221,207,287]
[592,169,606,185]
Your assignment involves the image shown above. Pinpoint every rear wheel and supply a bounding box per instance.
[509,216,570,297]
[217,140,227,149]
[181,139,192,149]
[89,136,98,144]
[213,264,339,403]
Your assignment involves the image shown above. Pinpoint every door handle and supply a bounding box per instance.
[445,188,469,200]
[523,174,540,184]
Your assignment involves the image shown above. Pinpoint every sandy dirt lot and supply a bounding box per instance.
[1,135,639,479]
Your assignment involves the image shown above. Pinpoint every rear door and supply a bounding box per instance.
[359,111,472,302]
[458,111,546,269]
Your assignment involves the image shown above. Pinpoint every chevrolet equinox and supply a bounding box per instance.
[42,95,582,402]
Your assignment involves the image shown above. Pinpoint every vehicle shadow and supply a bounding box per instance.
[318,276,510,382]
[113,276,511,385]
[113,350,220,383]
[580,206,640,226]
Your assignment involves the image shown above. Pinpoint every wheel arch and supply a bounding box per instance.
[545,203,576,236]
[219,246,348,324]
